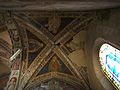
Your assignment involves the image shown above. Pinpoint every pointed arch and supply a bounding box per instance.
[92,37,120,90]
[25,72,85,90]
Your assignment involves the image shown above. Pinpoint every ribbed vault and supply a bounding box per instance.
[0,10,112,90]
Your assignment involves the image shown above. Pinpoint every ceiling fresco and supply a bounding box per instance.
[26,30,46,67]
[36,54,73,76]
[0,10,110,89]
[14,11,93,90]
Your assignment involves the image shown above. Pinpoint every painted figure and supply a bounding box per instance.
[7,77,17,90]
[45,16,61,34]
[49,56,61,72]
[12,30,19,42]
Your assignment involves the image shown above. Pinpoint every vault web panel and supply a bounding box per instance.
[34,17,75,35]
[36,54,73,76]
[26,30,46,67]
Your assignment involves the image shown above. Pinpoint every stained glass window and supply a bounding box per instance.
[99,43,120,89]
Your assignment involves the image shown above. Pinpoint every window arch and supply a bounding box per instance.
[99,43,120,89]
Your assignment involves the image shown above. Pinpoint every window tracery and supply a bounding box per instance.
[99,43,120,89]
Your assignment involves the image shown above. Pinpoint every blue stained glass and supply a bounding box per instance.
[99,43,120,89]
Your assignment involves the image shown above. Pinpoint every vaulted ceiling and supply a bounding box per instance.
[0,10,94,89]
[0,1,120,90]
[16,11,93,89]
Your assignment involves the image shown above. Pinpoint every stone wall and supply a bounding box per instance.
[86,8,120,90]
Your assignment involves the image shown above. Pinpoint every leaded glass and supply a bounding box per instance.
[99,43,120,89]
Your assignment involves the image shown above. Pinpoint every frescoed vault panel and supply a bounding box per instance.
[26,30,46,67]
[36,54,73,76]
[60,30,86,55]
[33,79,80,90]
[34,17,75,36]
[63,38,85,54]
[15,11,93,43]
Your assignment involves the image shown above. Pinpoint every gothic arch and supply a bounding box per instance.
[25,72,85,90]
[4,13,27,90]
[92,37,119,90]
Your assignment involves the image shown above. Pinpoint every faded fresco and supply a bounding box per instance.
[4,11,93,90]
[33,80,78,90]
[26,30,46,67]
[37,55,73,76]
